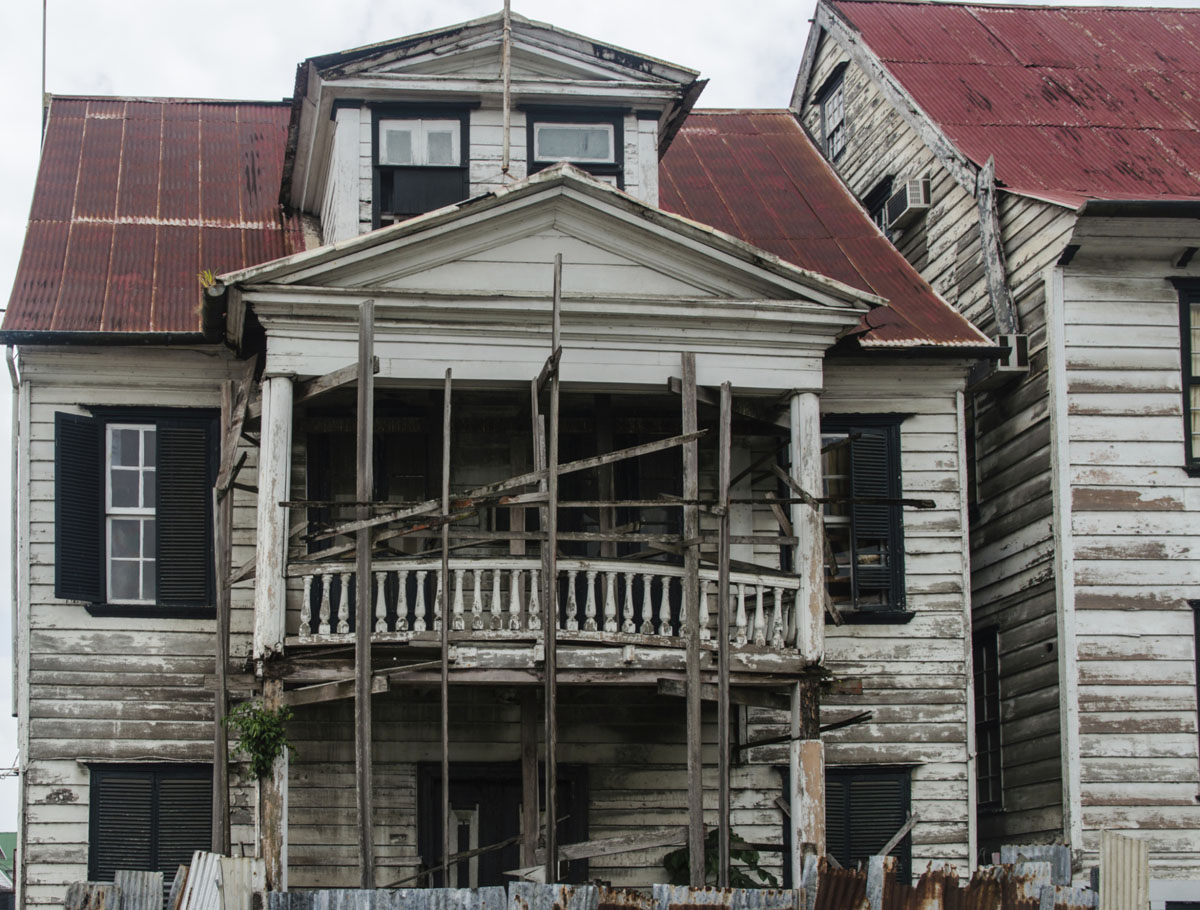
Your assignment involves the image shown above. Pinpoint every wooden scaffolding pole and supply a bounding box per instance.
[681,352,704,886]
[543,253,562,882]
[716,382,732,887]
[211,380,234,855]
[440,368,453,879]
[355,300,376,889]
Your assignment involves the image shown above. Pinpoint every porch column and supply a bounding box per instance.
[258,677,288,891]
[789,391,825,881]
[253,374,294,661]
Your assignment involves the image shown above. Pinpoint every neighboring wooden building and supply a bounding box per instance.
[3,12,993,908]
[793,0,1200,892]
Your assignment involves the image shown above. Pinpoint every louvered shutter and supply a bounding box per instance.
[55,412,103,602]
[849,428,902,608]
[156,418,215,605]
[824,776,848,865]
[89,770,154,881]
[156,774,212,875]
[825,770,910,880]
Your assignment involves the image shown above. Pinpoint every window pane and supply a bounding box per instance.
[537,125,612,161]
[382,127,414,165]
[144,428,156,467]
[112,429,142,467]
[111,519,141,558]
[426,130,456,165]
[143,469,155,507]
[143,561,156,601]
[144,520,156,559]
[110,469,140,508]
[110,561,140,601]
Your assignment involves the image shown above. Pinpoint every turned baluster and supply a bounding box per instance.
[395,570,409,632]
[640,574,655,634]
[452,569,466,631]
[300,576,313,637]
[414,570,428,632]
[604,572,618,633]
[622,573,636,634]
[490,570,503,630]
[471,570,484,631]
[699,580,712,642]
[337,572,351,634]
[375,571,387,633]
[319,574,332,635]
[509,570,522,631]
[735,582,748,645]
[753,584,767,646]
[657,576,672,636]
[566,570,580,632]
[584,570,598,632]
[771,587,785,648]
[527,568,541,631]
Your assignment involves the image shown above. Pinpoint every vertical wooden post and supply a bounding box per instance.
[253,376,293,661]
[681,353,704,886]
[543,253,562,882]
[355,300,376,889]
[440,368,453,879]
[716,382,733,887]
[789,391,825,881]
[212,381,234,855]
[595,395,616,559]
[520,690,540,867]
[260,677,288,891]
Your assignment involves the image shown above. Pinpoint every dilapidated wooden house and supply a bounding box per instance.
[4,11,995,908]
[793,0,1200,897]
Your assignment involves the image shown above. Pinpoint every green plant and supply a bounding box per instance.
[197,268,218,289]
[225,701,294,779]
[662,828,780,888]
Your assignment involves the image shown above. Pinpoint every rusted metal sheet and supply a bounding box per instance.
[653,886,801,910]
[597,888,655,910]
[1098,831,1148,910]
[271,888,508,910]
[510,883,598,910]
[63,882,121,910]
[999,846,1071,888]
[830,1,1200,207]
[3,97,304,339]
[812,865,866,910]
[658,111,990,350]
[113,870,163,910]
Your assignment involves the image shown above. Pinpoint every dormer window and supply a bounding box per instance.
[815,64,848,162]
[372,107,470,227]
[526,108,623,187]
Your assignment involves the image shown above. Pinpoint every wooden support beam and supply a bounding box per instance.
[657,677,789,711]
[286,673,390,707]
[354,300,376,890]
[521,690,539,867]
[543,252,562,883]
[247,356,380,421]
[252,376,293,659]
[789,679,824,884]
[716,381,732,888]
[667,375,788,436]
[440,368,453,881]
[216,358,257,492]
[211,381,234,856]
[681,353,704,887]
[260,678,287,891]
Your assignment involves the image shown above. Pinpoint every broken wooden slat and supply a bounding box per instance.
[247,356,380,422]
[216,356,257,492]
[283,672,389,707]
[537,826,687,862]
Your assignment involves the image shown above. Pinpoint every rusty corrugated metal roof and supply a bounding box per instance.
[827,1,1200,208]
[2,96,304,340]
[659,110,990,349]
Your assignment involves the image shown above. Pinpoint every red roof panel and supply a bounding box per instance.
[661,110,989,348]
[830,1,1200,207]
[3,97,303,337]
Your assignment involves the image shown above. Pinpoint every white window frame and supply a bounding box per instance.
[105,423,156,605]
[532,121,616,164]
[378,118,462,167]
[821,77,846,160]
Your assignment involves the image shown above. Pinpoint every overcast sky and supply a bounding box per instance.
[0,0,1185,848]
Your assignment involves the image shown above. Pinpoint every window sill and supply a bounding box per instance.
[84,603,216,620]
[837,609,915,625]
[1185,464,1200,478]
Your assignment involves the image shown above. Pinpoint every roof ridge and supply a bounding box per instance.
[833,0,1200,12]
[48,93,289,106]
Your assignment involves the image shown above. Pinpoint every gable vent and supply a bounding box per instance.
[885,179,932,230]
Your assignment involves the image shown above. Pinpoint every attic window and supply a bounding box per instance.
[379,119,461,167]
[525,107,624,188]
[373,107,470,227]
[816,65,848,161]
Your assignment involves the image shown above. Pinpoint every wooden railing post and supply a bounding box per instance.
[253,375,293,661]
[260,677,288,891]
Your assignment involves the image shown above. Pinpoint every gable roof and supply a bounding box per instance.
[1,97,304,341]
[659,110,990,348]
[823,0,1200,208]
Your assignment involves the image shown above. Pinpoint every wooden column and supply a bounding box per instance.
[355,301,376,889]
[520,690,539,867]
[681,353,704,886]
[716,382,732,887]
[260,677,288,891]
[543,254,562,882]
[788,391,825,882]
[253,375,293,661]
[440,368,453,879]
[212,381,234,855]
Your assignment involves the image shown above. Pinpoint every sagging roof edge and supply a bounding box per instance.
[1077,199,1200,219]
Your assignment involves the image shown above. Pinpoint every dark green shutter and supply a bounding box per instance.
[825,769,910,880]
[89,770,154,881]
[55,412,103,602]
[156,419,215,605]
[156,774,212,873]
[849,428,903,608]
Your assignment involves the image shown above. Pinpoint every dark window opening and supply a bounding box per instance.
[88,765,212,905]
[1174,280,1200,474]
[821,417,905,615]
[974,626,1002,809]
[55,409,217,617]
[372,107,471,227]
[862,177,894,234]
[825,767,911,880]
[817,69,847,162]
[525,107,624,187]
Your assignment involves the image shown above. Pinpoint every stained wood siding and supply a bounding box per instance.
[16,349,257,908]
[799,31,1080,851]
[1060,251,1200,876]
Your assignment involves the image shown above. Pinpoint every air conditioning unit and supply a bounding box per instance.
[995,333,1029,373]
[885,179,932,230]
